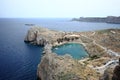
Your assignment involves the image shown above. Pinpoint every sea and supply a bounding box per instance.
[0,18,120,80]
[52,43,89,59]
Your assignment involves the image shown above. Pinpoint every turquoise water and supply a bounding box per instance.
[0,18,120,80]
[52,43,88,59]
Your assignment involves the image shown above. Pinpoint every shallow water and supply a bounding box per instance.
[52,43,88,59]
[0,18,120,80]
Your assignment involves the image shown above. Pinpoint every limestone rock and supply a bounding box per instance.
[37,52,99,80]
[24,27,120,80]
[24,27,38,42]
[24,27,58,45]
[24,27,81,46]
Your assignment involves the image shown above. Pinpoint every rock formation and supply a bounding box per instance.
[24,27,61,45]
[24,27,120,80]
[37,51,100,80]
[24,26,81,46]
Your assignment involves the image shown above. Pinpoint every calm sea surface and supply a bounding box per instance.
[52,43,88,59]
[0,18,120,80]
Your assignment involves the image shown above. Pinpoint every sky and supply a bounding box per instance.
[0,0,120,18]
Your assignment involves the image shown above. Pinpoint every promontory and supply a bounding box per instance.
[24,26,120,80]
[72,16,120,24]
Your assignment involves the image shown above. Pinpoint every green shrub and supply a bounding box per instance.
[90,55,100,60]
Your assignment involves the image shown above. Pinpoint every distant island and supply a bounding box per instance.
[72,16,120,24]
[25,24,35,26]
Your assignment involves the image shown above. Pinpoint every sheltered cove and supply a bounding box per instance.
[24,26,120,80]
[52,43,89,59]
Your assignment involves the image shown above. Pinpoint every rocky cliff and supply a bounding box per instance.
[24,26,81,46]
[24,27,120,80]
[24,27,63,46]
[72,16,120,24]
[37,51,99,80]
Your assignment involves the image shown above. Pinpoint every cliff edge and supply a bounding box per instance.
[24,26,63,46]
[37,52,99,80]
[24,27,120,80]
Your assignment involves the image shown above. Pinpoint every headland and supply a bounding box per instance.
[72,16,120,24]
[24,26,120,80]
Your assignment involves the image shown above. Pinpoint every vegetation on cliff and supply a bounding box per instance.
[37,53,100,80]
[24,27,120,80]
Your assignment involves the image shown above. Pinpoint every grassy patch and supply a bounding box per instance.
[89,55,100,60]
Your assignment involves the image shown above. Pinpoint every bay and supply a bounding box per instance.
[0,18,119,80]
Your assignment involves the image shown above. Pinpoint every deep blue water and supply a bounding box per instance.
[0,18,44,80]
[52,43,88,59]
[0,18,120,80]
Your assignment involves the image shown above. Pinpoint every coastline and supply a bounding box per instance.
[24,26,120,80]
[72,16,120,24]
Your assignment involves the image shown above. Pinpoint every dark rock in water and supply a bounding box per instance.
[25,24,35,26]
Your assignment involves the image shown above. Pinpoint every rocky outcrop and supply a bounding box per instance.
[37,53,76,80]
[112,58,120,80]
[37,51,100,80]
[100,58,120,80]
[24,27,47,45]
[24,27,120,80]
[24,27,61,45]
[100,65,115,80]
[24,27,81,46]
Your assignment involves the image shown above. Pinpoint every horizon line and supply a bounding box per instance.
[0,16,119,18]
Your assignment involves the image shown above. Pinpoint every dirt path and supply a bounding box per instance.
[81,34,120,57]
[80,33,120,74]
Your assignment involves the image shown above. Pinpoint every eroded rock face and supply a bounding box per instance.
[37,53,74,80]
[37,51,100,80]
[24,27,38,42]
[24,27,120,80]
[24,27,59,45]
[24,27,81,46]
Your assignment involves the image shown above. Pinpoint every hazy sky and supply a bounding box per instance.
[0,0,120,18]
